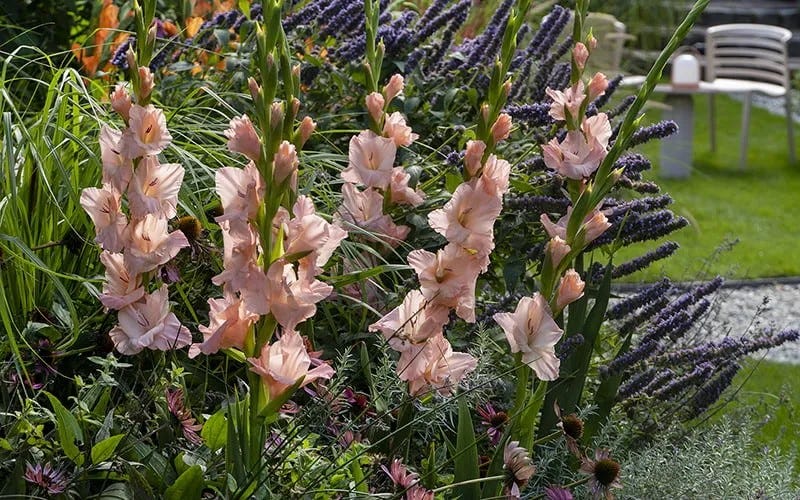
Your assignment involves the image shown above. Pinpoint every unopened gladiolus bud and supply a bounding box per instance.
[556,269,585,311]
[292,64,301,78]
[274,140,299,184]
[270,102,284,131]
[481,103,490,123]
[366,92,385,123]
[464,140,487,177]
[587,33,598,51]
[248,77,261,101]
[546,236,571,269]
[110,84,132,120]
[383,74,404,102]
[298,116,316,147]
[490,113,512,144]
[582,210,611,244]
[502,80,512,97]
[138,66,154,99]
[587,73,609,101]
[291,98,300,117]
[126,48,136,74]
[147,25,157,48]
[573,42,589,70]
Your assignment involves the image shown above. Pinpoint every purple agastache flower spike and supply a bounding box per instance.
[614,153,652,180]
[602,340,660,376]
[505,103,552,126]
[617,367,657,399]
[505,194,571,213]
[689,362,740,415]
[607,278,672,320]
[651,362,714,401]
[619,296,670,336]
[557,334,585,361]
[605,95,636,119]
[111,36,135,70]
[612,241,680,279]
[628,120,679,148]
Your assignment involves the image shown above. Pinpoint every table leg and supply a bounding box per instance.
[660,93,693,179]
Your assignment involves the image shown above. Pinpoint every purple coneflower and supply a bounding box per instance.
[579,449,622,499]
[382,458,419,489]
[166,388,203,445]
[554,403,584,457]
[24,462,69,494]
[504,440,536,498]
[544,485,574,500]
[477,403,508,445]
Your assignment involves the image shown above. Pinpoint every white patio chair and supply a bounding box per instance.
[705,24,795,168]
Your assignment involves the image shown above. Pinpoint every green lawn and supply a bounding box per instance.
[615,94,800,282]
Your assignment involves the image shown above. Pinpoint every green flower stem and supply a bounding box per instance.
[532,430,561,446]
[432,476,507,494]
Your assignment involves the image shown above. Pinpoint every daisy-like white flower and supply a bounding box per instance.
[579,449,622,500]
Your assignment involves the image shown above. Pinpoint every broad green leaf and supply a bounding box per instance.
[91,434,125,464]
[201,410,227,451]
[44,391,84,466]
[164,465,204,500]
[98,483,131,500]
[454,396,481,499]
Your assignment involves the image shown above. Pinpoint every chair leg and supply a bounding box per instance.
[787,93,796,164]
[739,92,752,169]
[709,94,717,152]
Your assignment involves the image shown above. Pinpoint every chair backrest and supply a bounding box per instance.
[705,24,791,89]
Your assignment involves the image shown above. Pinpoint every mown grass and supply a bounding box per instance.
[615,93,800,282]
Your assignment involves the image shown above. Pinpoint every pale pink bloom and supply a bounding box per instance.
[298,116,316,147]
[490,113,513,143]
[389,167,425,206]
[573,42,589,70]
[138,66,154,99]
[110,83,131,121]
[341,130,397,189]
[273,140,298,185]
[476,155,511,198]
[540,213,567,240]
[545,236,571,268]
[124,214,189,275]
[383,74,404,102]
[546,82,585,123]
[247,329,335,399]
[382,458,419,489]
[540,207,610,246]
[365,92,385,123]
[493,294,564,380]
[127,156,184,219]
[587,33,598,50]
[407,243,482,322]
[189,292,259,358]
[504,440,536,498]
[428,182,502,257]
[109,285,191,355]
[337,184,409,247]
[542,113,611,179]
[369,290,450,352]
[80,184,128,252]
[98,251,144,310]
[264,261,333,331]
[382,112,418,147]
[212,221,263,301]
[248,77,261,101]
[406,486,435,500]
[215,162,265,223]
[406,334,477,396]
[284,195,348,272]
[556,269,585,311]
[99,125,133,193]
[464,140,487,177]
[587,72,608,102]
[235,265,270,316]
[118,104,172,158]
[224,115,261,162]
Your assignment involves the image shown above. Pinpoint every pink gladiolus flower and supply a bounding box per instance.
[587,72,608,102]
[428,182,502,257]
[224,115,261,162]
[546,82,585,123]
[215,162,265,223]
[545,236,571,268]
[127,156,184,219]
[369,290,450,351]
[99,251,145,310]
[490,113,513,143]
[342,130,397,189]
[110,83,131,121]
[119,104,172,158]
[109,285,191,355]
[464,140,487,177]
[573,42,589,70]
[264,261,333,331]
[284,195,348,272]
[556,269,585,311]
[337,183,409,247]
[138,66,154,99]
[365,92,385,123]
[406,335,477,396]
[476,154,511,198]
[540,207,610,246]
[383,74,404,102]
[99,126,133,193]
[540,213,567,240]
[189,293,259,358]
[124,214,189,275]
[542,113,611,179]
[382,112,418,147]
[407,243,482,322]
[389,167,425,206]
[80,184,128,252]
[247,329,335,399]
[493,294,564,380]
[273,140,299,185]
[212,220,261,292]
